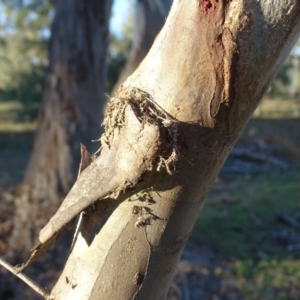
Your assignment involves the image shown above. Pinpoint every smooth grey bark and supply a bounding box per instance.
[112,0,172,93]
[18,0,300,299]
[9,0,112,260]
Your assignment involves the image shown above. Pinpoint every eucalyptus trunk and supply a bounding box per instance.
[20,0,300,299]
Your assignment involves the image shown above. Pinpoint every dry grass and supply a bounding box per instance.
[253,97,300,119]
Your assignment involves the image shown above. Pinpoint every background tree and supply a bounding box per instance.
[8,0,113,261]
[12,0,300,299]
[0,0,51,119]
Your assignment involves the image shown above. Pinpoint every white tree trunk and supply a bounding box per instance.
[25,0,300,299]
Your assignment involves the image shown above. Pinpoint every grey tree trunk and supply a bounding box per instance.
[112,0,173,93]
[9,0,112,260]
[17,0,300,299]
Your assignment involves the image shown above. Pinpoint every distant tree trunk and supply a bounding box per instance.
[9,0,112,260]
[112,0,172,93]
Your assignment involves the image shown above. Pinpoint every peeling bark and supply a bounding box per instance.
[17,0,300,299]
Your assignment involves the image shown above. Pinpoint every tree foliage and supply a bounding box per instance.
[268,39,300,99]
[0,0,52,119]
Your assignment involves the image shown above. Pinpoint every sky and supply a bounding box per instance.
[110,0,132,38]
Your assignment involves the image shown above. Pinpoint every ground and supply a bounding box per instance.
[1,98,300,299]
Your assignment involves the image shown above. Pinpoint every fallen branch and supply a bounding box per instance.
[230,148,289,169]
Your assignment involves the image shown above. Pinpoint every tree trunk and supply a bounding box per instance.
[9,0,112,259]
[21,0,300,299]
[112,0,172,93]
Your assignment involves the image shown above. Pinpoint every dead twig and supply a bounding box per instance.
[0,256,54,299]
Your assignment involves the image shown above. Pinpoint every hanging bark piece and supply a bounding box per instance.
[77,144,95,177]
[14,144,94,274]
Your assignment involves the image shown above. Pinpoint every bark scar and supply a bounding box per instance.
[200,0,238,119]
[208,26,238,118]
[200,0,218,15]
